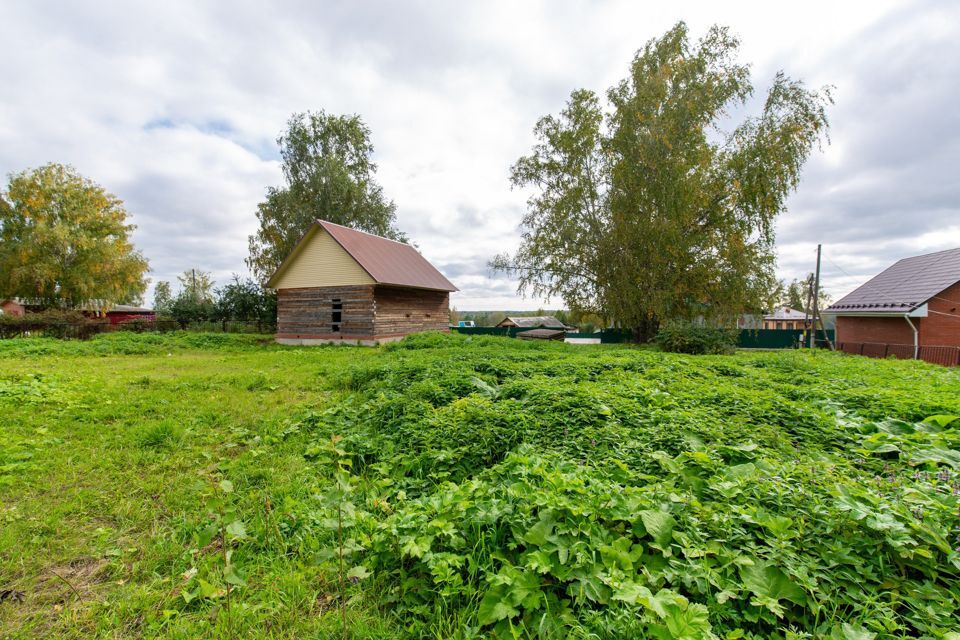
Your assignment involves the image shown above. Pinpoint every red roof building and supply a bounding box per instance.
[266,220,457,345]
[825,248,960,365]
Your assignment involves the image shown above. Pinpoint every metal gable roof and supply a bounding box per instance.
[826,247,960,314]
[764,307,809,321]
[268,220,457,292]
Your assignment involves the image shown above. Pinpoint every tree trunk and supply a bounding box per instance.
[632,316,660,343]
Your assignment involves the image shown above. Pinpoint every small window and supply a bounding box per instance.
[332,298,342,331]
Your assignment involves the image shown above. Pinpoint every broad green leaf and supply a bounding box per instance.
[523,511,557,547]
[225,520,246,539]
[477,584,518,626]
[347,565,371,581]
[197,578,224,599]
[218,479,234,493]
[662,602,713,639]
[834,623,877,640]
[224,566,246,587]
[638,510,675,549]
[739,560,806,617]
[921,414,958,428]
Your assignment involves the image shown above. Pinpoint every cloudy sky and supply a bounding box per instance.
[2,0,958,309]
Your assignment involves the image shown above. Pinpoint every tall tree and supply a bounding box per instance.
[0,163,149,308]
[778,276,830,311]
[247,110,405,281]
[177,269,215,303]
[153,280,173,315]
[495,23,831,339]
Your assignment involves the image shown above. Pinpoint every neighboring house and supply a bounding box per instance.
[824,247,960,359]
[0,299,26,317]
[266,219,457,345]
[105,305,156,325]
[496,315,571,330]
[762,307,810,330]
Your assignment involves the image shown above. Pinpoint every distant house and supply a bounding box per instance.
[762,307,809,330]
[266,220,458,345]
[825,248,960,361]
[0,299,26,317]
[105,305,156,325]
[496,315,571,330]
[516,328,566,341]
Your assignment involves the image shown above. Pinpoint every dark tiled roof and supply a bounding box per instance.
[319,221,457,292]
[516,328,566,340]
[826,247,960,314]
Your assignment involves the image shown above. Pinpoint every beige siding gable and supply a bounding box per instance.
[270,227,375,289]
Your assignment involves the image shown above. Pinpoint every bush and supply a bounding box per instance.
[654,322,738,354]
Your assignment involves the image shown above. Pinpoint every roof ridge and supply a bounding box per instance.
[893,246,960,263]
[318,219,411,247]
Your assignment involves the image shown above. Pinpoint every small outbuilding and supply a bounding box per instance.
[496,315,571,330]
[266,220,457,345]
[106,305,156,325]
[825,247,960,363]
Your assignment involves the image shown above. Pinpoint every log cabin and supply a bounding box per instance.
[266,220,457,345]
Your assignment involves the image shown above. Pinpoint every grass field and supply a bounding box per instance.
[1,332,959,639]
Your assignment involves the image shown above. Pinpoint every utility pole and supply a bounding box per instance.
[809,244,822,349]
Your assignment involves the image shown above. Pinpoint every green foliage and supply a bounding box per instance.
[496,23,831,336]
[153,280,173,315]
[0,163,149,307]
[246,110,406,281]
[654,322,739,354]
[2,332,959,639]
[213,275,277,326]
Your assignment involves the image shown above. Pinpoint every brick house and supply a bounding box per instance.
[825,248,960,364]
[266,220,457,345]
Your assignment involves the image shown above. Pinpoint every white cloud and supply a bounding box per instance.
[1,0,956,310]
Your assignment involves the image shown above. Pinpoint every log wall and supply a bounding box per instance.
[276,285,375,339]
[276,284,450,341]
[373,286,450,337]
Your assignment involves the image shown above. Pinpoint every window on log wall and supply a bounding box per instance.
[332,299,342,332]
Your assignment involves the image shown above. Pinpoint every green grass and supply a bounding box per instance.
[0,331,958,639]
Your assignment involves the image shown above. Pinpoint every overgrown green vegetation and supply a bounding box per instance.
[2,332,959,638]
[654,323,739,355]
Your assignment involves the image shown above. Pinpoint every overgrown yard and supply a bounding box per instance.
[1,332,959,639]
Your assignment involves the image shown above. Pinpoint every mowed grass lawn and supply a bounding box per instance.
[1,332,959,639]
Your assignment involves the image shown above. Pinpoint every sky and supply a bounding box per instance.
[2,0,958,310]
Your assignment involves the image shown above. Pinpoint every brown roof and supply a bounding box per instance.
[270,220,457,292]
[826,247,960,314]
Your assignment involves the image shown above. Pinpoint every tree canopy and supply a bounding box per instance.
[494,23,831,338]
[247,110,405,282]
[0,163,149,308]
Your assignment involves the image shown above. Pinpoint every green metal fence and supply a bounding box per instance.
[451,326,833,349]
[737,329,834,349]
